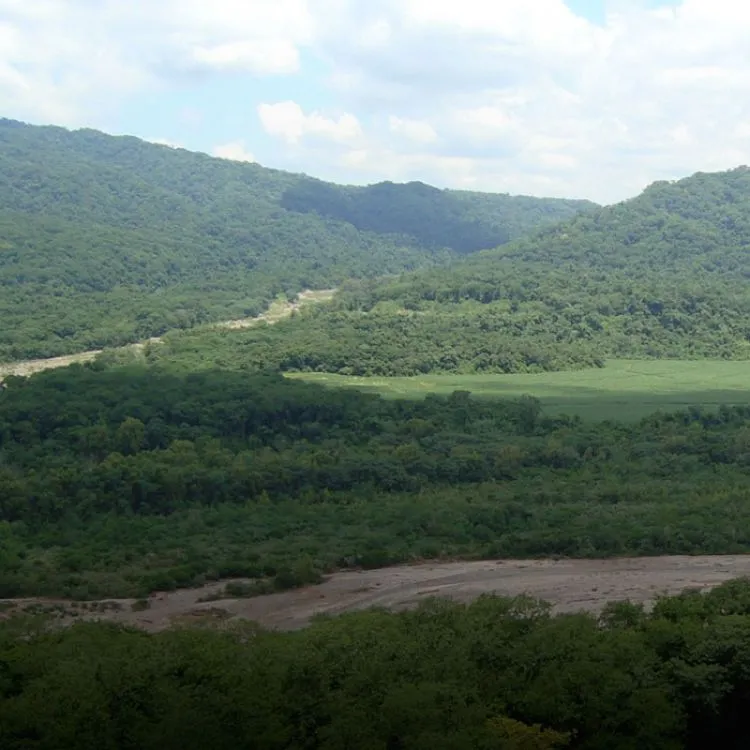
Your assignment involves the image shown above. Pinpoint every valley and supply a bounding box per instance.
[0,118,590,361]
[5,128,750,607]
[7,119,750,748]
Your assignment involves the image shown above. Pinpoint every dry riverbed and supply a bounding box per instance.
[3,556,750,632]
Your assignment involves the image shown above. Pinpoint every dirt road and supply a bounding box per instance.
[5,556,750,632]
[0,289,336,381]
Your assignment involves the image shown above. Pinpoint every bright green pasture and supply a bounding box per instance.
[286,359,750,421]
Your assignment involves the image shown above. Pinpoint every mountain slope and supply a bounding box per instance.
[280,177,592,253]
[0,118,593,360]
[148,167,750,375]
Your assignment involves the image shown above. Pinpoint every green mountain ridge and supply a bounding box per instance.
[279,176,594,253]
[0,118,593,361]
[148,165,750,377]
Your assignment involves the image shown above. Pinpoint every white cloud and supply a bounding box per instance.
[6,1,750,201]
[190,39,299,75]
[212,140,256,162]
[341,149,370,168]
[293,0,750,201]
[388,116,438,144]
[0,0,312,124]
[258,101,362,145]
[451,106,519,145]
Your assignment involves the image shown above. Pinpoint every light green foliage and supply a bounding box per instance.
[289,359,750,421]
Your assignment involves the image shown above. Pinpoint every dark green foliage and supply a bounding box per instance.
[197,166,750,376]
[8,582,750,748]
[0,119,591,360]
[5,364,750,596]
[280,177,595,253]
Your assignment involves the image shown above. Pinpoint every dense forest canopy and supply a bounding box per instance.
[0,118,592,361]
[165,166,750,377]
[280,177,594,253]
[4,362,750,598]
[6,582,750,749]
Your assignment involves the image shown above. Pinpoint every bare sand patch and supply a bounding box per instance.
[4,555,750,632]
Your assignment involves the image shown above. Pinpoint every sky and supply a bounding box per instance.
[2,0,750,203]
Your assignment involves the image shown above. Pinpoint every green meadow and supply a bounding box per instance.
[287,359,750,421]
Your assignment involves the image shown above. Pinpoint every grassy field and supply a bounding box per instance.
[287,359,750,421]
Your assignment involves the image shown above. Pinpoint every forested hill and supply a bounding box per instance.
[280,177,594,253]
[154,166,750,376]
[493,165,750,270]
[0,118,592,361]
